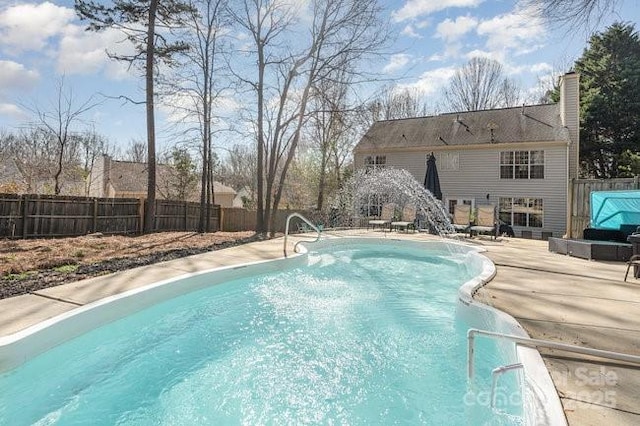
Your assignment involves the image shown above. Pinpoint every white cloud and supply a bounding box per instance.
[56,25,135,79]
[476,6,545,54]
[401,25,422,38]
[530,62,553,74]
[383,54,412,74]
[435,16,478,42]
[0,102,26,120]
[397,66,457,96]
[400,20,431,38]
[392,0,483,23]
[504,61,553,76]
[0,2,75,52]
[0,60,40,91]
[465,49,504,63]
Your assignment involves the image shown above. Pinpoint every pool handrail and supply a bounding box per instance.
[284,213,321,257]
[490,363,524,408]
[467,328,640,379]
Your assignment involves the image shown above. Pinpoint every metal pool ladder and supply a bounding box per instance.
[284,213,322,257]
[467,328,640,380]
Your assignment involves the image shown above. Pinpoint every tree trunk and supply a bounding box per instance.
[255,42,266,235]
[316,147,328,210]
[144,0,158,234]
[54,139,64,195]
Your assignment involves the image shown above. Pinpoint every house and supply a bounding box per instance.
[232,186,254,208]
[88,155,237,207]
[353,72,580,239]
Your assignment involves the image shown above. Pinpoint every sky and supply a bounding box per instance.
[0,0,639,153]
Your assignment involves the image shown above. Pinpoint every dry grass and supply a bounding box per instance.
[0,231,255,276]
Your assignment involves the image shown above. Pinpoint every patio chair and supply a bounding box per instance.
[391,205,417,232]
[470,205,497,239]
[624,255,640,281]
[452,204,472,236]
[368,203,395,230]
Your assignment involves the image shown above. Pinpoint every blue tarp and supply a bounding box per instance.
[590,190,640,230]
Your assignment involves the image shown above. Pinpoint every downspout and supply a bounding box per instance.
[566,141,572,238]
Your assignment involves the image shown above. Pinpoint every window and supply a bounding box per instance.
[435,152,459,171]
[361,194,387,217]
[364,155,386,169]
[500,150,544,179]
[499,197,543,228]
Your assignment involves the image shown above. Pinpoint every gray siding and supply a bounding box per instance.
[355,144,568,237]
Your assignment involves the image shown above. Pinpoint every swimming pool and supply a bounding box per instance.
[0,238,557,424]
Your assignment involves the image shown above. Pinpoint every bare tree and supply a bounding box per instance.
[122,140,148,162]
[368,85,429,121]
[217,144,257,207]
[523,0,620,30]
[527,60,573,104]
[26,78,99,195]
[0,129,51,193]
[444,57,522,112]
[230,0,389,235]
[80,129,112,195]
[306,72,357,210]
[165,0,229,232]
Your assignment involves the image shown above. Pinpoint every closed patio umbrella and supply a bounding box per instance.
[424,153,442,200]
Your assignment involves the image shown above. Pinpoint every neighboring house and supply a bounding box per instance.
[232,186,254,208]
[88,155,237,207]
[353,72,580,239]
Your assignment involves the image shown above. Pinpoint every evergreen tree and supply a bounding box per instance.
[576,22,640,178]
[75,0,193,231]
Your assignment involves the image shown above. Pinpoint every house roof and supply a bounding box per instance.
[355,103,571,152]
[109,160,149,194]
[108,159,236,195]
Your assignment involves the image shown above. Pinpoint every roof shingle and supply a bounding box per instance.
[355,103,570,151]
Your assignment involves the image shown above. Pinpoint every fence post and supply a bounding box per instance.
[219,207,224,232]
[184,201,188,231]
[634,175,639,190]
[138,198,145,234]
[92,198,98,233]
[567,178,574,238]
[21,194,28,238]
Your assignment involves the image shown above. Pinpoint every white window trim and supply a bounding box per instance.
[499,196,545,228]
[498,150,545,180]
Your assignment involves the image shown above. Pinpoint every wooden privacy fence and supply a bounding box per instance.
[219,208,315,233]
[569,177,640,238]
[0,194,220,238]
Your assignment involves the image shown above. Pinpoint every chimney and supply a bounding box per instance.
[92,154,112,198]
[559,72,580,179]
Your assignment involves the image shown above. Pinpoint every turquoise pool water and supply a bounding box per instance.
[0,242,522,425]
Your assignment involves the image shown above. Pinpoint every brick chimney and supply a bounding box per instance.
[559,72,580,179]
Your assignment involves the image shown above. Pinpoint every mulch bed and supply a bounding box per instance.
[0,234,264,300]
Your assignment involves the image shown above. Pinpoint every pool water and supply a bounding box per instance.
[0,243,522,425]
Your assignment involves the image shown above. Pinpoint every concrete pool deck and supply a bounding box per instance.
[1,231,639,425]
